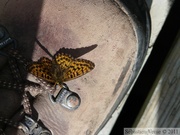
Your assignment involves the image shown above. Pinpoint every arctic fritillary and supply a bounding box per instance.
[28,52,95,86]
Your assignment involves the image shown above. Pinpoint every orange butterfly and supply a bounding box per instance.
[28,52,95,86]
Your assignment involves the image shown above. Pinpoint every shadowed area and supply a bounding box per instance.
[35,38,98,58]
[0,0,43,134]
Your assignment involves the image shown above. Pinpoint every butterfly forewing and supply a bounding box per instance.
[54,53,73,70]
[62,59,95,82]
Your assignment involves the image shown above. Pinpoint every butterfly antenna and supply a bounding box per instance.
[35,38,53,58]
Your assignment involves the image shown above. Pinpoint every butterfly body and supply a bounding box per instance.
[28,52,95,86]
[50,60,64,85]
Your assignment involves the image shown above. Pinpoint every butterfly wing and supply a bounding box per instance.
[53,53,73,70]
[38,57,52,68]
[31,52,95,85]
[28,62,55,83]
[62,58,95,82]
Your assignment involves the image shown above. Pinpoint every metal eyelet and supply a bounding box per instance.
[49,83,81,110]
[0,25,15,49]
[19,115,52,135]
[0,25,17,56]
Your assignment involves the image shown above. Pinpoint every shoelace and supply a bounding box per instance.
[0,49,54,134]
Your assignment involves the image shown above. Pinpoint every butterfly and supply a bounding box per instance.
[28,52,95,86]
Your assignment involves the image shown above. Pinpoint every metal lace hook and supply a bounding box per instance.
[0,25,17,56]
[19,115,52,135]
[48,83,81,110]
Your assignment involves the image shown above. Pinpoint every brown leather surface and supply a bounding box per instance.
[0,0,137,134]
